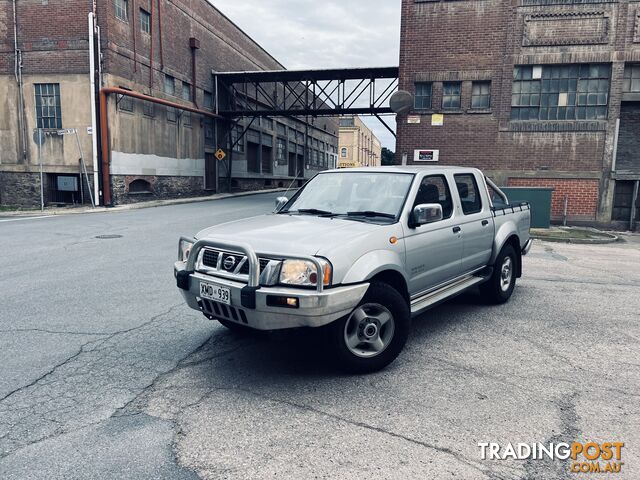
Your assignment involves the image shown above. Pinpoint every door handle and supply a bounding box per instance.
[453,226,462,234]
[482,220,489,226]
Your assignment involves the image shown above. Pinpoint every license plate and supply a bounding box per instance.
[199,282,231,305]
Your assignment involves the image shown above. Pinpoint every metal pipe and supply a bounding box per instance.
[88,13,100,205]
[131,0,137,72]
[149,0,154,89]
[13,0,27,161]
[563,196,568,227]
[157,0,164,68]
[99,87,223,205]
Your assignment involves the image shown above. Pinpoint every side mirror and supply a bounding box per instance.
[411,203,443,227]
[274,196,289,212]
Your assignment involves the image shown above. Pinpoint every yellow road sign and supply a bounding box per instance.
[215,149,226,161]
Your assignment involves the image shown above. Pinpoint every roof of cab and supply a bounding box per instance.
[322,166,480,174]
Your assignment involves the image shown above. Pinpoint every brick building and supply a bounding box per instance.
[338,116,382,168]
[396,0,640,229]
[0,0,338,207]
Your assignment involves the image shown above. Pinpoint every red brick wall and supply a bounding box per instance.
[0,0,92,75]
[508,177,600,218]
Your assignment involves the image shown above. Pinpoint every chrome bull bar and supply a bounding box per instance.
[180,236,327,293]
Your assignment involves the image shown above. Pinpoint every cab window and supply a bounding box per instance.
[413,175,454,219]
[454,174,482,215]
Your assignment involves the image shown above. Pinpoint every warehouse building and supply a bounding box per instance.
[0,0,338,207]
[396,0,640,229]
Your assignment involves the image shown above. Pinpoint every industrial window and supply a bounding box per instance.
[414,82,432,109]
[262,118,274,131]
[117,87,134,112]
[114,0,128,22]
[339,117,355,127]
[34,83,62,129]
[164,75,175,96]
[139,8,150,34]
[181,81,192,102]
[623,64,640,93]
[203,91,213,110]
[511,64,611,121]
[341,147,348,158]
[143,101,154,117]
[276,122,287,136]
[231,125,245,153]
[442,82,461,110]
[471,81,491,109]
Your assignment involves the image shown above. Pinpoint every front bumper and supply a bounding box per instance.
[174,261,369,330]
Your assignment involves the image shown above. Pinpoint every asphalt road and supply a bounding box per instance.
[0,193,638,480]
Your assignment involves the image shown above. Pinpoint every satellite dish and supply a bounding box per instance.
[389,90,414,115]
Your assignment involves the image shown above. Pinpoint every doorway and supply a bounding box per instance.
[204,153,217,191]
[261,145,273,174]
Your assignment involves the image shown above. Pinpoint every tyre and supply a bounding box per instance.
[480,244,517,304]
[328,282,411,374]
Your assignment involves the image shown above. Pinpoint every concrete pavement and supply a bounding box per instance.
[0,193,638,479]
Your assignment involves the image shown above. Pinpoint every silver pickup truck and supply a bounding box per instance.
[175,167,531,372]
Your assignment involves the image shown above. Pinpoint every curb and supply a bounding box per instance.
[0,189,288,218]
[531,232,619,245]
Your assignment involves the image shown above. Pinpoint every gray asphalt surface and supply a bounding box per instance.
[0,193,638,479]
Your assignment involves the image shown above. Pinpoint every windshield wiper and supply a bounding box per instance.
[289,208,335,216]
[346,211,396,219]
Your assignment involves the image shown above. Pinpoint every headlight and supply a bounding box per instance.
[178,239,194,262]
[279,258,332,287]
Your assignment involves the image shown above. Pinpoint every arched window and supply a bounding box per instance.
[340,147,348,158]
[128,179,152,194]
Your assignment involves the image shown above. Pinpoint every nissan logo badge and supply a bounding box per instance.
[223,256,236,271]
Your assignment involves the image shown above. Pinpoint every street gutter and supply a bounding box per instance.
[0,189,288,218]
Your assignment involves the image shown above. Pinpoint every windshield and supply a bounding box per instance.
[280,171,414,222]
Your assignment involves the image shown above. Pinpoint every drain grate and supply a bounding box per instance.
[95,234,123,239]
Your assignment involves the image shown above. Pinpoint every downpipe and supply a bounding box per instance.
[13,0,27,162]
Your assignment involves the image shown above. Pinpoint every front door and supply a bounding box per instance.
[453,172,494,273]
[288,152,297,177]
[403,174,463,295]
[204,153,217,191]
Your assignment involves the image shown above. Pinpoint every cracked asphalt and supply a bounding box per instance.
[0,193,638,479]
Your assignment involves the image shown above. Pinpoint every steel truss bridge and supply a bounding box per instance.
[213,66,399,136]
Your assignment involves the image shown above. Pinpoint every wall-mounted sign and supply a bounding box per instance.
[57,176,79,192]
[431,114,444,126]
[407,115,421,124]
[414,149,440,162]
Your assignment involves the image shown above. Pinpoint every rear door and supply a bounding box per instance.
[453,172,494,273]
[404,174,463,295]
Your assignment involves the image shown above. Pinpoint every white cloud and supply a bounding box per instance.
[209,0,400,150]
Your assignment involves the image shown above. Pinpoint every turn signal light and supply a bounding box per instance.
[267,296,300,309]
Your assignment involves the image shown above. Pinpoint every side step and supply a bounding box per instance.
[410,274,487,317]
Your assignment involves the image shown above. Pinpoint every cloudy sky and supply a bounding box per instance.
[210,0,402,150]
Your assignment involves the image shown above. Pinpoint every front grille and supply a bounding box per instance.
[202,250,219,268]
[239,258,271,275]
[199,248,275,278]
[198,299,249,325]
